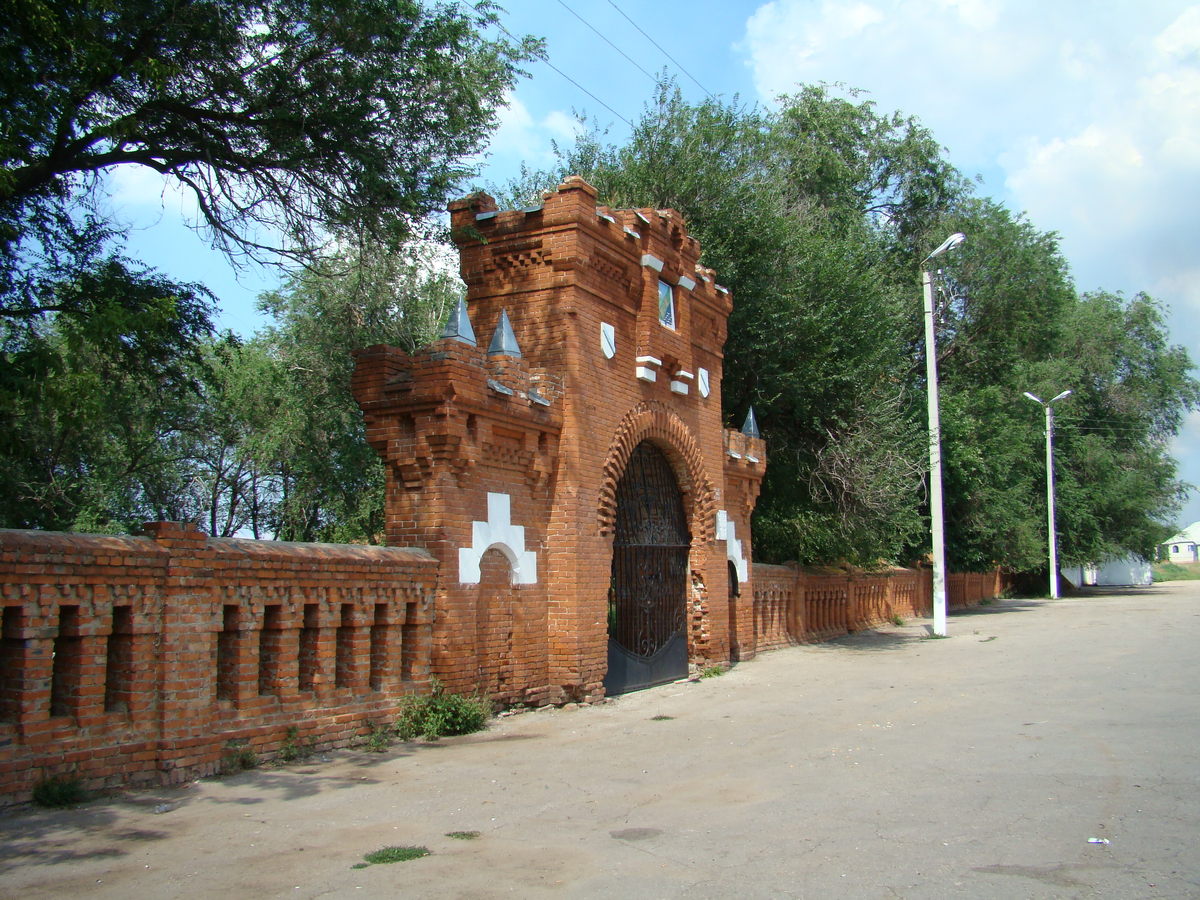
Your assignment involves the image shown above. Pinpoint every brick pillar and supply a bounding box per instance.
[141,522,216,780]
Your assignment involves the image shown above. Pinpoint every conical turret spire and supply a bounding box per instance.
[439,297,477,346]
[741,407,760,439]
[487,309,522,358]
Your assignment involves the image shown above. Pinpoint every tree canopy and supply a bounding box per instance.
[0,0,535,532]
[493,82,1199,570]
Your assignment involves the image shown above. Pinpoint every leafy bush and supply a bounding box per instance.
[32,776,89,808]
[395,681,490,740]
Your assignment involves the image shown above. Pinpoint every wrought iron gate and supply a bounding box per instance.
[604,441,690,694]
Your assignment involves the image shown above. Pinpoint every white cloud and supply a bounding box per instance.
[1003,6,1200,316]
[106,164,198,219]
[484,93,580,170]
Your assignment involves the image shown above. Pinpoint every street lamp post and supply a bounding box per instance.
[922,233,965,637]
[1023,389,1073,598]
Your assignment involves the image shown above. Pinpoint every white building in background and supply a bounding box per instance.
[1063,555,1154,588]
[1163,522,1200,564]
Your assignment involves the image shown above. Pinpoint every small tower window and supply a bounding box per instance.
[658,280,675,329]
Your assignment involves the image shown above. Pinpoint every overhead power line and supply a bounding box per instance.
[602,0,715,98]
[552,0,658,85]
[486,13,634,128]
[538,55,634,127]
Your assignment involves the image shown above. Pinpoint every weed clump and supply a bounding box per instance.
[222,740,259,773]
[395,680,490,740]
[278,726,309,763]
[363,723,392,753]
[446,830,481,840]
[699,665,725,679]
[891,613,905,626]
[32,776,89,808]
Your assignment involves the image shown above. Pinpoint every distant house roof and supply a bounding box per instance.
[1165,521,1200,545]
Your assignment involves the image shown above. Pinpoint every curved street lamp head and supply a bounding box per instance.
[925,232,966,262]
[1051,389,1073,403]
[1023,391,1042,404]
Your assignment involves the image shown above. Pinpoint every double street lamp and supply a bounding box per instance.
[921,233,965,637]
[1023,389,1072,598]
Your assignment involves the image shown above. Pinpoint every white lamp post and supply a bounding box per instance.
[922,233,965,636]
[1023,389,1072,598]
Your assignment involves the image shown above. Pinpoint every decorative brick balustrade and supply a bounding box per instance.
[0,523,436,805]
[749,564,1009,650]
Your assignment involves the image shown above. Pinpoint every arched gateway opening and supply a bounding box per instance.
[604,441,690,694]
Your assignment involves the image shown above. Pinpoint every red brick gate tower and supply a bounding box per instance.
[353,177,764,704]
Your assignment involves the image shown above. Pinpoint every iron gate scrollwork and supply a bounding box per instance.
[604,441,690,694]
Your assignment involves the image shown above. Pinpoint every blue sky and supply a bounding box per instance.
[112,0,1200,528]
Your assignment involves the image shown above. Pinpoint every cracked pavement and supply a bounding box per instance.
[2,581,1198,899]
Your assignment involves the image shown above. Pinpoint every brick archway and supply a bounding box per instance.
[598,401,717,543]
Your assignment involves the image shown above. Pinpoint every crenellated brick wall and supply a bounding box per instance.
[0,523,436,804]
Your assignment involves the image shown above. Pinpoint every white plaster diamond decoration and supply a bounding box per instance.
[697,367,711,398]
[719,510,747,584]
[458,492,538,585]
[601,322,616,359]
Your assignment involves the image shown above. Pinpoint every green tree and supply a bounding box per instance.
[246,238,462,542]
[1,0,540,301]
[930,203,1199,571]
[0,0,536,533]
[493,83,960,564]
[0,256,215,530]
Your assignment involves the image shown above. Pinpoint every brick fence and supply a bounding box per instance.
[749,564,1010,651]
[0,520,1007,804]
[0,523,436,805]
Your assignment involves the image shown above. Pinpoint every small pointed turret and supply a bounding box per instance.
[487,309,522,358]
[439,297,477,346]
[741,407,760,439]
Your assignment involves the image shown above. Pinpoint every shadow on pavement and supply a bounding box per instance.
[820,630,928,652]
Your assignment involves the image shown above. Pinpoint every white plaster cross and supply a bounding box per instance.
[717,510,747,584]
[458,492,538,585]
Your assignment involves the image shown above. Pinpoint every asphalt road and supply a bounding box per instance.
[2,580,1197,900]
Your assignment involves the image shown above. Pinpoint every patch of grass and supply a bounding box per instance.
[32,776,89,808]
[395,680,490,741]
[922,632,950,640]
[979,598,993,606]
[650,714,674,721]
[361,846,430,865]
[891,613,904,626]
[699,665,725,679]
[1153,561,1200,582]
[446,830,481,840]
